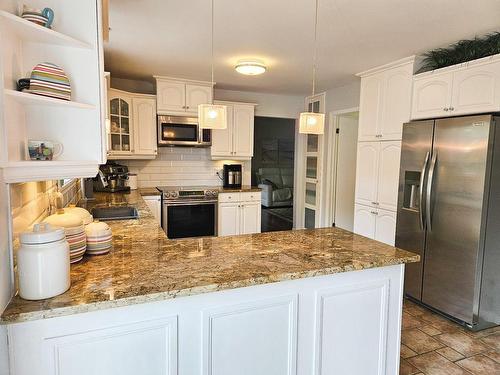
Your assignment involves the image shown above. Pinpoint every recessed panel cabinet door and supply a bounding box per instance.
[132,97,157,156]
[377,141,402,211]
[232,104,254,157]
[185,84,212,114]
[211,105,234,157]
[358,73,384,141]
[241,202,261,234]
[355,142,379,207]
[218,203,240,236]
[374,208,397,246]
[157,81,185,113]
[381,65,413,140]
[411,72,453,120]
[353,204,376,239]
[451,60,500,115]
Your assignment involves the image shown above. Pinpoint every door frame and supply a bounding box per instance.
[322,107,359,228]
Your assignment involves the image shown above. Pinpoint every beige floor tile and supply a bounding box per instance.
[402,328,445,354]
[485,350,500,363]
[400,358,420,375]
[436,346,466,362]
[436,331,491,357]
[456,354,500,375]
[420,324,442,336]
[480,332,500,351]
[464,326,500,339]
[418,312,462,334]
[401,343,417,359]
[408,352,472,375]
[403,312,424,330]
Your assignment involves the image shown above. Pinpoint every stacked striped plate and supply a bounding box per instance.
[21,11,49,27]
[28,63,71,101]
[85,221,112,255]
[66,225,87,263]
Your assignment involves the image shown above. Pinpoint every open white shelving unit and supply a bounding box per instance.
[0,1,106,183]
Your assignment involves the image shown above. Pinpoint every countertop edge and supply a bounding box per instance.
[1,256,419,324]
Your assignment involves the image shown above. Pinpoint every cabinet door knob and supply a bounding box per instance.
[449,107,454,111]
[444,108,449,111]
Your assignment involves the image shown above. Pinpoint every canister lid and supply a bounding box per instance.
[20,223,65,244]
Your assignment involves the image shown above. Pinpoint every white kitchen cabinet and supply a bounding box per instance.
[0,4,105,183]
[354,204,396,246]
[132,97,157,157]
[155,76,212,115]
[108,89,156,160]
[354,141,401,212]
[411,54,500,120]
[357,57,414,141]
[218,192,261,236]
[211,102,256,160]
[411,71,453,119]
[142,195,161,225]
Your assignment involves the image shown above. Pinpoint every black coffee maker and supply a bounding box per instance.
[223,164,242,188]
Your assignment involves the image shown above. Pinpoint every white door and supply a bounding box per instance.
[232,104,254,158]
[185,84,212,114]
[109,91,133,156]
[354,142,379,207]
[411,72,453,120]
[132,97,157,156]
[358,73,383,141]
[374,208,397,245]
[211,104,234,157]
[353,204,376,239]
[376,141,401,211]
[156,81,185,113]
[218,203,240,236]
[240,202,261,235]
[451,60,500,115]
[380,65,412,140]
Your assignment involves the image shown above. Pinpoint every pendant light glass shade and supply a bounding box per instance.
[299,112,325,134]
[198,103,227,129]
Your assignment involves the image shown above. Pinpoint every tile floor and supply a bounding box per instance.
[400,299,500,375]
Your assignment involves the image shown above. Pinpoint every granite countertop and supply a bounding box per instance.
[219,185,261,193]
[138,187,161,196]
[1,190,419,324]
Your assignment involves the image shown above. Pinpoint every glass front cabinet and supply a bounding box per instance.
[109,91,133,156]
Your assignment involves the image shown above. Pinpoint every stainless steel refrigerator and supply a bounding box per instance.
[396,114,500,330]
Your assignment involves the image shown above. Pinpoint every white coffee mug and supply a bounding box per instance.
[28,140,64,161]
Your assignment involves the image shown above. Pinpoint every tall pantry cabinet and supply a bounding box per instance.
[353,57,414,245]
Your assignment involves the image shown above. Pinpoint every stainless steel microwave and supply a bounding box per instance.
[157,115,211,147]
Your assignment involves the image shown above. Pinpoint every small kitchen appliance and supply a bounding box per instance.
[158,186,219,239]
[223,164,242,188]
[93,162,130,193]
[157,115,211,147]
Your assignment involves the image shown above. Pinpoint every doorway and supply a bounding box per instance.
[252,116,296,232]
[325,109,359,231]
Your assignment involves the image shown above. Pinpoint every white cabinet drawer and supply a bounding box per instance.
[218,193,240,203]
[240,192,261,202]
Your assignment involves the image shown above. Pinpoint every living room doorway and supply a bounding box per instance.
[252,116,296,232]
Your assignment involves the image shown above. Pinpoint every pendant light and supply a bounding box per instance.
[299,0,325,135]
[198,0,227,129]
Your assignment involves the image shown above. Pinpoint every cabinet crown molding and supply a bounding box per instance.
[356,56,416,78]
[153,75,214,86]
[214,100,258,106]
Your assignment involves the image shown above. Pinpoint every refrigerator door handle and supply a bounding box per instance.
[419,151,430,230]
[426,152,437,232]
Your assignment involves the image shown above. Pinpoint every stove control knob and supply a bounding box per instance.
[172,192,178,198]
[165,192,171,198]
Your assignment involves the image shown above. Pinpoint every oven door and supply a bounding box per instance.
[163,200,217,239]
[157,116,201,146]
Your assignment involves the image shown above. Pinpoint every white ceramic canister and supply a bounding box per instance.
[18,223,71,300]
[127,173,138,190]
[63,204,93,225]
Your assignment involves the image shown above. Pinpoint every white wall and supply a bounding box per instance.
[120,147,251,188]
[325,81,361,113]
[215,89,303,119]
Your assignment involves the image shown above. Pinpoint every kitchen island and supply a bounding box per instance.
[1,190,419,375]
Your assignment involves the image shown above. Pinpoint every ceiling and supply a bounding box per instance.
[104,0,500,95]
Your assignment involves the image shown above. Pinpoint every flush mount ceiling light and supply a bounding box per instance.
[235,61,267,76]
[198,0,227,130]
[299,0,325,135]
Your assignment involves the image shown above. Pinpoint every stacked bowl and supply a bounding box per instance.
[85,221,112,255]
[43,210,86,263]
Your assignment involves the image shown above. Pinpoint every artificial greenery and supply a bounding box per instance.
[416,32,500,73]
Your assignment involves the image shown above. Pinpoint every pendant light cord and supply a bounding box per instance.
[312,0,319,97]
[211,0,215,103]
